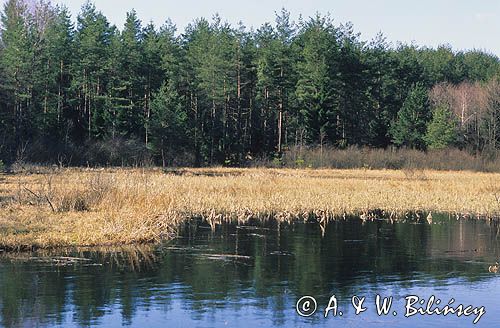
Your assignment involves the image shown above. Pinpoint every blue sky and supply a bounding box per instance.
[13,0,500,55]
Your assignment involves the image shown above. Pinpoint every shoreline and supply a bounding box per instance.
[1,167,499,251]
[0,213,499,254]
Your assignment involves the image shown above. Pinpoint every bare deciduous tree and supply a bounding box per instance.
[429,81,496,150]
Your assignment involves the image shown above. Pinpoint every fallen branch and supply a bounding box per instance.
[23,187,56,212]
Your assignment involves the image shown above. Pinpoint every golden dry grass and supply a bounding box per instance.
[0,167,499,250]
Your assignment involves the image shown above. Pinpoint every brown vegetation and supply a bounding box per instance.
[0,167,499,250]
[274,146,500,171]
[430,80,500,150]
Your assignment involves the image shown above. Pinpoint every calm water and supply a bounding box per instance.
[1,216,500,327]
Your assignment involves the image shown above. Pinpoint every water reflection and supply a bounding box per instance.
[1,215,500,327]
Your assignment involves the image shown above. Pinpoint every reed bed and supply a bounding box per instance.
[0,167,499,250]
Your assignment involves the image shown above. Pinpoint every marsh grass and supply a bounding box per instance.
[0,167,499,250]
[13,172,113,213]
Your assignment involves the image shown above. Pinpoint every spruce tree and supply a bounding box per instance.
[32,4,75,143]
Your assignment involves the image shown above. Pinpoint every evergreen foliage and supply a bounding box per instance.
[425,105,458,149]
[0,1,499,165]
[391,84,430,149]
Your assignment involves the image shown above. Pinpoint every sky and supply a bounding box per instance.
[6,0,500,56]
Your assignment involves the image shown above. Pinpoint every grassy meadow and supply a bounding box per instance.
[0,167,500,250]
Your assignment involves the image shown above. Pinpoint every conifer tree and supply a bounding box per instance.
[142,22,164,147]
[295,15,339,145]
[0,2,499,165]
[149,81,188,166]
[425,105,458,149]
[0,0,33,151]
[391,83,430,149]
[72,1,113,140]
[363,33,399,147]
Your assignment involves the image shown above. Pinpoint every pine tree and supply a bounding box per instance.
[337,22,372,146]
[1,3,499,165]
[49,6,74,142]
[0,0,33,152]
[425,105,458,149]
[72,1,113,141]
[274,9,296,154]
[31,4,75,143]
[149,81,188,166]
[363,32,399,147]
[295,15,339,145]
[116,10,144,140]
[184,16,235,164]
[142,22,164,148]
[254,23,279,154]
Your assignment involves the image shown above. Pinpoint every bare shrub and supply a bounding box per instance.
[56,173,114,212]
[15,171,115,213]
[273,146,500,172]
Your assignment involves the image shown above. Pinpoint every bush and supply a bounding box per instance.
[251,146,500,172]
[84,139,153,167]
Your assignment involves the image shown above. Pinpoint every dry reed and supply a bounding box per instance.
[0,167,499,250]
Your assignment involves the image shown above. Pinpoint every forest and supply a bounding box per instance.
[0,0,499,167]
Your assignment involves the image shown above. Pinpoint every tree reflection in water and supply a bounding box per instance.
[0,215,499,327]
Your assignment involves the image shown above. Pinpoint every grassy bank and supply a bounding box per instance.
[0,167,499,250]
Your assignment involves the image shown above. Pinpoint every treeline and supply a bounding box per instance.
[1,0,499,167]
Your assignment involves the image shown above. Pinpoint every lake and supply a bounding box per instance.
[1,215,499,327]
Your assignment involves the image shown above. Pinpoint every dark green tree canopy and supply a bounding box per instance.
[0,1,499,166]
[391,83,430,150]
